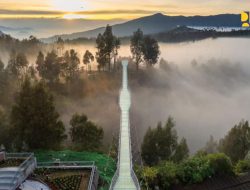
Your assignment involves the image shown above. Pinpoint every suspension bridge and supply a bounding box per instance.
[110,60,140,190]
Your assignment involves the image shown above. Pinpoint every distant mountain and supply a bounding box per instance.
[153,26,250,43]
[0,31,4,36]
[0,25,31,32]
[42,13,241,42]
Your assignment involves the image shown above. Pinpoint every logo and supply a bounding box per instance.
[241,11,250,27]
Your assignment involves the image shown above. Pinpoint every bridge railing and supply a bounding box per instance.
[109,60,140,190]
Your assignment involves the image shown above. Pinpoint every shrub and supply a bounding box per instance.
[235,160,250,174]
[206,153,233,176]
[157,161,178,189]
[142,166,158,188]
[177,156,213,184]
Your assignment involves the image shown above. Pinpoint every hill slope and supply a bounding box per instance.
[42,13,241,42]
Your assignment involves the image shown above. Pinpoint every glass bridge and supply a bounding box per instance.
[110,60,140,190]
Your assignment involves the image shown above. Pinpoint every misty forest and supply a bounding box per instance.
[1,23,250,189]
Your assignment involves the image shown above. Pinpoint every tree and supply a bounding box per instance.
[112,36,120,70]
[0,58,4,71]
[130,29,144,71]
[10,78,66,150]
[142,35,160,67]
[62,49,80,82]
[219,120,250,163]
[172,138,189,163]
[203,135,218,154]
[36,51,45,77]
[103,25,115,71]
[70,113,104,151]
[56,37,64,56]
[95,25,120,71]
[0,108,10,149]
[96,33,107,71]
[39,50,60,83]
[26,66,37,80]
[7,50,28,76]
[83,50,94,72]
[141,117,179,165]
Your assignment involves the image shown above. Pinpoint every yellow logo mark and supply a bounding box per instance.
[241,11,250,27]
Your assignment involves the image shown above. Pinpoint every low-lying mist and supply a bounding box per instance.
[1,37,250,153]
[52,37,250,153]
[131,59,250,153]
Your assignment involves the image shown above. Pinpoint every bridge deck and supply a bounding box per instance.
[110,60,139,190]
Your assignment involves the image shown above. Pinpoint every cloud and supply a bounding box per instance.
[76,10,163,15]
[0,9,65,15]
[0,9,164,16]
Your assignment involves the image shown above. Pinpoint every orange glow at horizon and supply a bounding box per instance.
[0,0,250,20]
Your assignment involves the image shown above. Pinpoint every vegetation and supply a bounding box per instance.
[7,50,29,77]
[139,118,242,189]
[51,175,82,190]
[35,168,87,190]
[154,26,250,43]
[61,49,81,82]
[35,150,116,185]
[130,29,160,70]
[1,25,250,189]
[0,108,10,149]
[130,29,144,71]
[219,120,250,163]
[136,153,233,189]
[203,135,218,154]
[70,113,104,151]
[235,159,250,174]
[10,78,66,151]
[142,35,160,67]
[0,159,24,168]
[141,117,189,166]
[37,50,61,84]
[96,25,120,71]
[83,50,94,72]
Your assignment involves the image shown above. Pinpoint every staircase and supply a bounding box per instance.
[0,153,36,190]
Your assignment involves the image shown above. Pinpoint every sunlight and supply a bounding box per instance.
[63,14,86,19]
[52,0,84,12]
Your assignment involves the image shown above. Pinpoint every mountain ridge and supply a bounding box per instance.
[41,13,241,43]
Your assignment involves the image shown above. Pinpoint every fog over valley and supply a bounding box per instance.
[21,37,249,153]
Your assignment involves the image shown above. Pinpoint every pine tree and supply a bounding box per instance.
[172,138,189,162]
[10,78,66,150]
[219,120,250,162]
[70,113,104,151]
[130,29,144,71]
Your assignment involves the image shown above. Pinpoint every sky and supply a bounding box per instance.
[0,0,249,38]
[0,0,250,20]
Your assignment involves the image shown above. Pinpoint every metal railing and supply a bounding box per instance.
[37,161,95,168]
[4,152,37,190]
